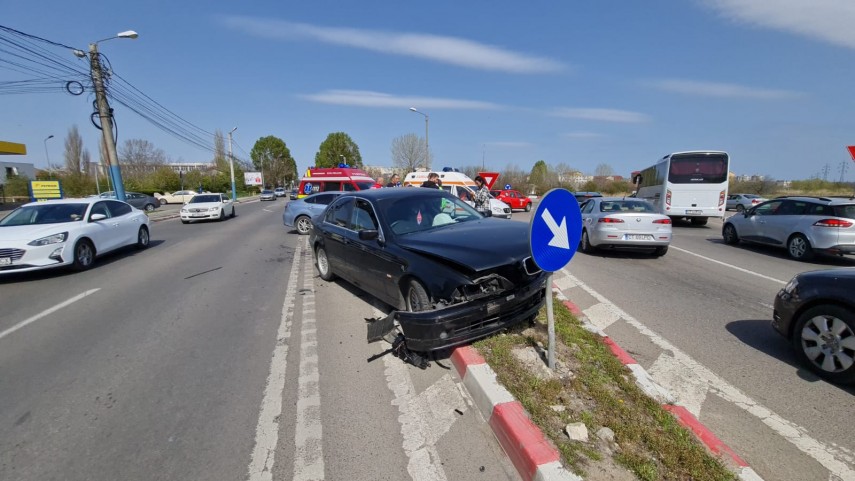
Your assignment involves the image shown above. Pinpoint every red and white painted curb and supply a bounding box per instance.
[552,286,764,481]
[450,346,581,481]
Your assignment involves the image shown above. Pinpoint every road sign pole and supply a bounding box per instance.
[546,272,555,369]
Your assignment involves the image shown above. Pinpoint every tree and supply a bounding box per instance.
[119,139,167,178]
[501,164,528,192]
[63,125,89,174]
[528,160,554,195]
[250,135,297,188]
[315,132,362,168]
[213,130,228,172]
[391,133,428,173]
[594,163,614,177]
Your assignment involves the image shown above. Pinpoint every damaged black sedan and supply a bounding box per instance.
[311,188,547,352]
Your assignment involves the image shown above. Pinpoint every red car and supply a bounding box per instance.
[490,189,532,212]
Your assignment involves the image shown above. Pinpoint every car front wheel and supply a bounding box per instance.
[71,239,95,271]
[137,226,150,249]
[296,216,312,235]
[723,224,739,245]
[218,209,225,221]
[315,246,335,281]
[405,279,430,312]
[792,305,855,384]
[787,234,814,261]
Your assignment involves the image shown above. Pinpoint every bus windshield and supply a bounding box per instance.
[668,154,728,184]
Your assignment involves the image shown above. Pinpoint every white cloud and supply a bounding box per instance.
[700,0,855,49]
[300,90,504,110]
[650,79,802,99]
[219,16,565,73]
[562,131,605,139]
[551,108,650,123]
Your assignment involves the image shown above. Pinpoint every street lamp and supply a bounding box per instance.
[228,127,237,200]
[43,135,54,178]
[81,30,138,201]
[409,107,429,169]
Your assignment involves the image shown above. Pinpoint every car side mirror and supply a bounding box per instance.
[358,230,379,241]
[483,210,493,217]
[90,213,107,221]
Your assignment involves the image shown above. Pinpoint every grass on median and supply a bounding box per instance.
[473,298,737,481]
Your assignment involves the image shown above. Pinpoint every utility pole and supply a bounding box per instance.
[89,43,126,201]
[822,163,830,181]
[228,127,237,200]
[840,160,849,183]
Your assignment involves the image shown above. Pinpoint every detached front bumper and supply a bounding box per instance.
[396,273,548,352]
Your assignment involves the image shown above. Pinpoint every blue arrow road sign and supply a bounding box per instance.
[504,183,511,190]
[529,188,582,272]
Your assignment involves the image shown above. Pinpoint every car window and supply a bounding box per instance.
[832,204,855,219]
[581,201,594,214]
[342,183,358,192]
[324,182,341,192]
[775,200,806,216]
[90,201,111,219]
[107,200,132,217]
[0,203,88,226]
[351,199,378,231]
[189,195,220,203]
[325,198,353,228]
[753,200,782,216]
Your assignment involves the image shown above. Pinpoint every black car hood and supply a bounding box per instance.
[395,219,532,272]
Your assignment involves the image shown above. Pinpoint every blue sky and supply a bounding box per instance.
[4,0,855,181]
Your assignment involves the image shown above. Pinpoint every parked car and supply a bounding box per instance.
[274,187,286,198]
[180,193,236,223]
[490,189,532,212]
[283,192,345,235]
[153,190,199,205]
[573,191,603,204]
[578,197,672,256]
[310,188,547,352]
[124,192,160,212]
[0,198,150,274]
[726,193,767,212]
[773,268,855,384]
[722,196,855,261]
[289,189,299,200]
[260,189,277,201]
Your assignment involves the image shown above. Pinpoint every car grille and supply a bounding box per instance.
[0,248,25,261]
[189,208,207,213]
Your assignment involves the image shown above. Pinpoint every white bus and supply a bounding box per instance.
[632,151,729,226]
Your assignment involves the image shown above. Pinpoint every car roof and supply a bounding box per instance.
[22,197,105,207]
[337,186,452,201]
[773,195,855,205]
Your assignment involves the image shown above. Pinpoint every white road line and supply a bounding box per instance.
[669,245,787,285]
[247,238,303,481]
[0,289,100,341]
[293,248,326,481]
[561,270,855,481]
[375,307,449,481]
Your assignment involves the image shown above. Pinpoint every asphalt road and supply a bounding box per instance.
[0,199,517,481]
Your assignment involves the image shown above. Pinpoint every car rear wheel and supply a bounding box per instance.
[296,216,312,235]
[315,246,335,281]
[787,234,814,261]
[579,230,596,253]
[144,203,155,212]
[792,305,855,384]
[405,279,430,312]
[653,246,668,257]
[136,226,150,249]
[691,217,708,226]
[158,198,168,206]
[723,224,740,245]
[230,207,236,218]
[736,204,745,213]
[524,203,532,212]
[71,239,95,271]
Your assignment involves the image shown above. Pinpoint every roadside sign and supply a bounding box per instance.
[529,188,582,272]
[504,183,511,190]
[477,171,500,190]
[244,172,262,186]
[848,146,855,162]
[28,180,63,202]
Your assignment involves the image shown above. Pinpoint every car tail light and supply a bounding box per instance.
[653,218,671,224]
[751,199,760,204]
[665,189,672,207]
[814,219,853,228]
[718,191,726,206]
[598,217,625,223]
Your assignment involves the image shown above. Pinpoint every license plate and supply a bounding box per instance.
[191,214,207,218]
[625,234,651,241]
[686,210,702,215]
[0,257,11,265]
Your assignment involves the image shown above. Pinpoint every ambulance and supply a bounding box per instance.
[402,170,512,219]
[296,166,376,199]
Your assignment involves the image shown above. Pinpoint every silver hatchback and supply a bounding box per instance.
[722,196,855,261]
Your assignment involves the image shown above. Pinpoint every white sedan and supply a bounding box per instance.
[579,197,672,256]
[154,190,199,205]
[180,193,236,223]
[0,198,151,274]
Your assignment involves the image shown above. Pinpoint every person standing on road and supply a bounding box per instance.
[386,174,401,187]
[420,172,441,189]
[473,175,490,214]
[373,176,385,189]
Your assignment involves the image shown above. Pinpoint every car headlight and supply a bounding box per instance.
[208,207,220,212]
[28,232,68,246]
[782,276,799,295]
[180,208,189,213]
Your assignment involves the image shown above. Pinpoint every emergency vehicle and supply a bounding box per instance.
[402,170,512,219]
[296,166,376,199]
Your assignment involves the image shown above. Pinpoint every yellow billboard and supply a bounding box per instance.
[29,180,64,201]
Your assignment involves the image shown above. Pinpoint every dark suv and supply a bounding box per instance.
[723,196,855,261]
